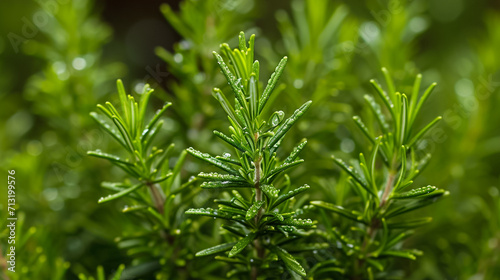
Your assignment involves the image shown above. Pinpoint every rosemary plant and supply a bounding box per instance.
[186,32,314,279]
[87,81,197,278]
[311,69,448,279]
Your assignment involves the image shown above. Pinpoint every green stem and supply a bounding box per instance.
[356,156,398,277]
[252,155,264,280]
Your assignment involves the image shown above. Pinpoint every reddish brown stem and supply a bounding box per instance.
[148,183,165,215]
[379,171,396,208]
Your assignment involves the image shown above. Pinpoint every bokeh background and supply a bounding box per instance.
[1,0,499,279]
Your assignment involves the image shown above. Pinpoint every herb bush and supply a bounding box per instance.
[85,32,447,279]
[1,0,499,279]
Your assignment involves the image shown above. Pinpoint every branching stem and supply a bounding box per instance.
[357,156,398,276]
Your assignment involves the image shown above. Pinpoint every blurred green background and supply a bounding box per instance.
[0,0,499,279]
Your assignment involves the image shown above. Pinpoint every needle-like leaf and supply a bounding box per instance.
[98,183,144,203]
[272,245,306,277]
[196,242,237,257]
[228,232,256,257]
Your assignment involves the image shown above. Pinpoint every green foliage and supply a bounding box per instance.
[310,69,448,279]
[2,1,500,279]
[186,32,314,279]
[0,0,125,278]
[88,81,198,279]
[263,0,357,171]
[156,0,257,149]
[89,80,175,191]
[272,0,354,103]
[0,212,69,280]
[78,265,125,280]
